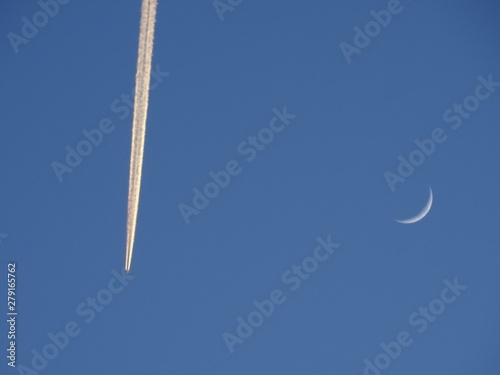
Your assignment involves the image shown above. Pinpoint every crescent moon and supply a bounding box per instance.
[394,187,433,224]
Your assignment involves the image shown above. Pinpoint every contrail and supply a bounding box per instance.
[125,0,158,272]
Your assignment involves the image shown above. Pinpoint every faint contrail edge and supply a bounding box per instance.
[125,0,158,272]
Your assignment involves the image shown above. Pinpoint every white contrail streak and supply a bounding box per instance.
[125,0,158,272]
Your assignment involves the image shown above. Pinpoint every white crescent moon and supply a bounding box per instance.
[394,187,433,224]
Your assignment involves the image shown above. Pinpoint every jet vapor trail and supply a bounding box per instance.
[125,0,158,272]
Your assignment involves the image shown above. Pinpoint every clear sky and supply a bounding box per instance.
[1,0,500,374]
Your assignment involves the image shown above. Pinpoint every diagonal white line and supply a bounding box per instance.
[125,0,158,272]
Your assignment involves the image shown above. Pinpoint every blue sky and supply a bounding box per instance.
[1,0,500,374]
